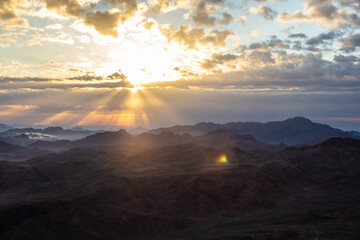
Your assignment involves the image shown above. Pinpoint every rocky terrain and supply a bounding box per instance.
[0,137,359,239]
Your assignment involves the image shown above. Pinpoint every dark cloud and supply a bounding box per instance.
[288,33,308,38]
[106,70,128,80]
[0,76,51,83]
[306,31,341,46]
[248,38,289,51]
[0,72,134,90]
[334,54,359,63]
[200,53,238,69]
[339,33,360,52]
[67,74,104,81]
[268,38,290,49]
[0,79,134,90]
[249,41,269,50]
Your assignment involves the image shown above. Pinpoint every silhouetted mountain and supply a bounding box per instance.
[73,129,131,146]
[194,128,286,151]
[0,137,359,239]
[0,141,25,153]
[0,141,49,161]
[30,140,72,152]
[149,117,360,145]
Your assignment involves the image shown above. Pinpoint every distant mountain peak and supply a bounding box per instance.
[44,126,65,131]
[283,116,313,124]
[195,122,217,127]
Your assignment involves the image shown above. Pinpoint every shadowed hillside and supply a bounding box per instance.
[0,138,359,239]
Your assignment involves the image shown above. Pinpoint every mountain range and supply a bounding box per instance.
[149,116,360,145]
[0,137,359,239]
[0,117,359,239]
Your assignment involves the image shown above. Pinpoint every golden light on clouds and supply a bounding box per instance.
[1,0,359,129]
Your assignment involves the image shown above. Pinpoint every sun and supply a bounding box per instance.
[90,16,211,86]
[101,22,183,85]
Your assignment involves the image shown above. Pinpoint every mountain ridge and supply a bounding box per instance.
[149,116,360,145]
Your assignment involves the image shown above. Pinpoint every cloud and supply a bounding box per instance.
[0,77,134,90]
[192,0,218,26]
[0,0,18,20]
[0,0,29,27]
[146,0,189,13]
[67,74,104,81]
[334,54,359,63]
[190,0,230,26]
[278,0,360,28]
[239,15,246,24]
[160,24,234,49]
[43,0,138,37]
[306,31,341,46]
[83,11,121,37]
[250,30,259,36]
[219,12,234,25]
[200,53,238,69]
[143,19,156,30]
[43,0,84,18]
[145,52,360,92]
[45,24,64,30]
[0,104,38,110]
[339,33,360,52]
[248,38,289,51]
[248,5,277,20]
[106,70,128,81]
[288,33,308,38]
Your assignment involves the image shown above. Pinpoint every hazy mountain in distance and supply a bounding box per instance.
[0,126,99,146]
[149,116,360,145]
[127,127,150,135]
[0,124,12,133]
[29,129,286,154]
[0,137,359,239]
[30,129,132,152]
[4,126,96,138]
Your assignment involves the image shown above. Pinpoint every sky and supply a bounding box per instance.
[0,0,359,130]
